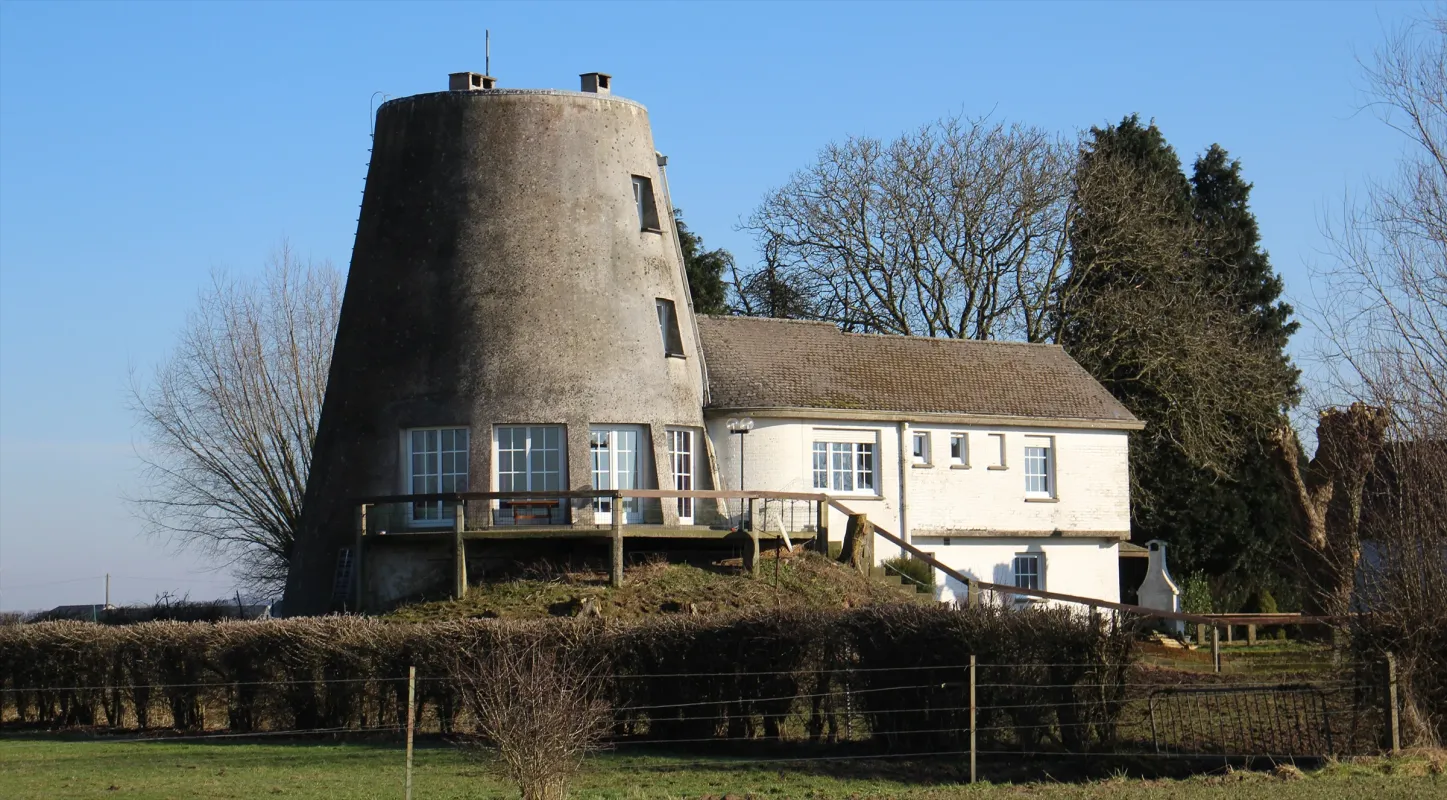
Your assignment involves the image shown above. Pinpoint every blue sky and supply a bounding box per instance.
[0,0,1416,611]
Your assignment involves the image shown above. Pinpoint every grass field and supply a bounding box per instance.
[1,736,1441,799]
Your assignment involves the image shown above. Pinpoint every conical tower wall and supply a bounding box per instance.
[284,84,710,614]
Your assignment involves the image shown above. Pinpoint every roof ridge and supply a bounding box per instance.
[697,315,838,329]
[838,330,1065,350]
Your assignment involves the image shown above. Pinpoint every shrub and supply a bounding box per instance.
[1181,572,1213,615]
[881,555,933,589]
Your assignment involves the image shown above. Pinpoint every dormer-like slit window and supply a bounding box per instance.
[598,75,610,89]
[632,176,661,232]
[655,298,685,357]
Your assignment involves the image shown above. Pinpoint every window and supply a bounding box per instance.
[496,425,565,524]
[667,429,695,523]
[911,431,931,466]
[631,175,661,231]
[949,433,969,467]
[987,433,1007,469]
[655,298,684,357]
[811,441,875,493]
[1024,436,1054,498]
[406,427,469,523]
[1013,553,1043,591]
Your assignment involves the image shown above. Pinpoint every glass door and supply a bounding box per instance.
[591,427,643,524]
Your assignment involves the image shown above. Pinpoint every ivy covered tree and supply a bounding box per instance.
[673,208,731,316]
[1061,115,1300,590]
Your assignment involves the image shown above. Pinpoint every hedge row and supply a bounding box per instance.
[0,605,1137,749]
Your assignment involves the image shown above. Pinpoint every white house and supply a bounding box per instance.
[696,315,1143,606]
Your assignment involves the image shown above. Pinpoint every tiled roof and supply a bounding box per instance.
[695,316,1140,427]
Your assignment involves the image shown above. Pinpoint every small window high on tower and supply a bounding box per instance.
[632,176,661,232]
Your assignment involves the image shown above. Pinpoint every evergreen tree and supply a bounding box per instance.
[673,209,731,316]
[1062,117,1299,592]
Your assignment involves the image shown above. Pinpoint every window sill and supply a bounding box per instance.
[665,352,687,360]
[641,226,663,234]
[911,463,933,469]
[818,493,885,501]
[1024,496,1059,503]
[987,465,1009,471]
[949,464,972,470]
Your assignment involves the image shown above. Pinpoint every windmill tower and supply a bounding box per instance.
[283,72,711,614]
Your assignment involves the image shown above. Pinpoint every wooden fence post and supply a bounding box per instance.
[1211,626,1221,673]
[840,514,873,576]
[1247,623,1257,646]
[1196,623,1206,647]
[1383,652,1400,755]
[966,580,981,609]
[969,654,977,784]
[610,492,624,588]
[405,665,416,800]
[452,504,467,600]
[355,504,368,612]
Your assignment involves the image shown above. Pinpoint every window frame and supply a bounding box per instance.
[910,430,931,467]
[948,432,970,468]
[655,298,685,357]
[811,440,877,494]
[1023,435,1056,499]
[667,428,695,524]
[986,432,1008,470]
[494,424,567,524]
[402,426,470,527]
[631,175,662,232]
[1012,552,1044,593]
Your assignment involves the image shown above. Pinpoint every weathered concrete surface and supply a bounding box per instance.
[285,88,708,615]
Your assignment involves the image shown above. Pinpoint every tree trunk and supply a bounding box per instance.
[1269,403,1388,617]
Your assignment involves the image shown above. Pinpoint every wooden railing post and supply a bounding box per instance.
[610,492,624,588]
[968,654,977,784]
[452,503,467,600]
[815,499,829,554]
[354,504,368,613]
[1211,625,1221,673]
[840,513,873,576]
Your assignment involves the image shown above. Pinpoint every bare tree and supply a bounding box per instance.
[1298,13,1447,741]
[742,115,1076,341]
[130,243,342,594]
[454,635,612,800]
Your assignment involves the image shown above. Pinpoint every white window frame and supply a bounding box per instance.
[987,433,1008,470]
[494,425,566,524]
[667,428,695,524]
[1024,435,1055,499]
[1013,552,1043,593]
[910,431,931,466]
[403,426,470,526]
[811,441,876,494]
[655,298,684,357]
[949,432,970,468]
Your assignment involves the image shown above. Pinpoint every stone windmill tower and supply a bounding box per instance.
[283,72,712,614]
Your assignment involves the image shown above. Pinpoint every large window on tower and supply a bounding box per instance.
[405,427,469,524]
[495,425,566,524]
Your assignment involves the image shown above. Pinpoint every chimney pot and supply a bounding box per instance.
[449,72,496,91]
[580,72,612,95]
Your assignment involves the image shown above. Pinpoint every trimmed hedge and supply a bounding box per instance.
[0,606,1137,749]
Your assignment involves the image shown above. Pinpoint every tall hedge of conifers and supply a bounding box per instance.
[0,606,1136,749]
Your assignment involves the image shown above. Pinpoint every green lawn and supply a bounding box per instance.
[1,737,1442,799]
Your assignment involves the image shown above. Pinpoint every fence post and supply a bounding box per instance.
[815,498,829,554]
[452,503,467,600]
[1383,652,1400,755]
[355,504,368,612]
[405,665,416,800]
[1247,623,1257,646]
[746,498,760,576]
[610,492,624,588]
[1211,626,1221,673]
[1196,622,1206,647]
[969,654,977,784]
[966,579,981,609]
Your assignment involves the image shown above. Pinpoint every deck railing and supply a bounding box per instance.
[350,489,1337,661]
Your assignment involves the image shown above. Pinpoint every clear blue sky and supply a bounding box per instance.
[0,0,1415,611]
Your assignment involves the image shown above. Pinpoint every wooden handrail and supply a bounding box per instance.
[822,498,1337,626]
[357,489,828,505]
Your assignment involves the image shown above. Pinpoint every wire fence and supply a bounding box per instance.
[0,657,1394,769]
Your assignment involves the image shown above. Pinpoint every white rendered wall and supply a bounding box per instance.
[915,537,1122,606]
[704,416,1132,544]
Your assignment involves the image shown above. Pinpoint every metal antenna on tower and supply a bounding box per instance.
[485,29,490,77]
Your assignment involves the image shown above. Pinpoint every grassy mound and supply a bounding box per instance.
[388,549,927,622]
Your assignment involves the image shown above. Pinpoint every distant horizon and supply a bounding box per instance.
[0,0,1417,611]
